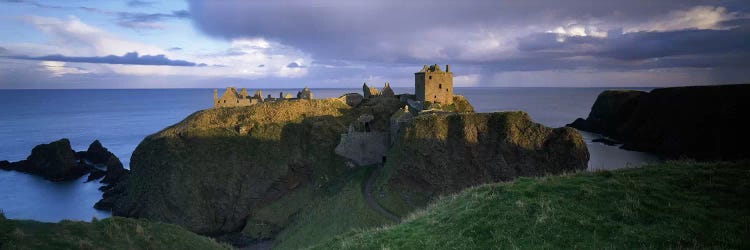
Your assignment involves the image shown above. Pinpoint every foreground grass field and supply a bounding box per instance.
[0,216,230,249]
[315,161,750,249]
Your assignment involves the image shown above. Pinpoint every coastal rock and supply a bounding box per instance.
[86,167,106,182]
[379,112,589,200]
[567,90,645,134]
[568,84,750,160]
[0,139,88,181]
[82,140,115,164]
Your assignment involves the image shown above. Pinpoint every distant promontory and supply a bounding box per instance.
[568,84,750,160]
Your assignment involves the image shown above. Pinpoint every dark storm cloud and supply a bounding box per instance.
[187,0,746,60]
[6,52,203,66]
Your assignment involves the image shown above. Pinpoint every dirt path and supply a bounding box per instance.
[364,165,401,223]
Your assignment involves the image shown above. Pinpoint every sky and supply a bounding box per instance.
[0,0,749,89]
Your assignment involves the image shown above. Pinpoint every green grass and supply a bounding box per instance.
[271,167,394,249]
[314,161,750,249]
[0,216,231,249]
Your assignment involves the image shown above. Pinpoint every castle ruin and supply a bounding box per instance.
[213,87,314,108]
[415,64,453,104]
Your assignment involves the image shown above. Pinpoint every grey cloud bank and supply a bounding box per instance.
[7,52,204,67]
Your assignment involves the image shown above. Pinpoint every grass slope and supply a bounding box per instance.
[316,161,750,249]
[0,216,230,249]
[271,167,394,249]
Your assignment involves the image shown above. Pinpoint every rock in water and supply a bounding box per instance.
[84,140,114,164]
[0,139,88,181]
[568,84,750,160]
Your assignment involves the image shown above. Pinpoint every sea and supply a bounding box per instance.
[0,87,660,222]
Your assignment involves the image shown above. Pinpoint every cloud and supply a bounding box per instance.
[7,52,204,66]
[3,0,190,30]
[187,0,748,62]
[286,62,303,68]
[127,0,154,7]
[627,6,742,32]
[39,61,88,76]
[117,10,190,30]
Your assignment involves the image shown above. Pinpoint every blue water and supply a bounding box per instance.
[0,87,659,222]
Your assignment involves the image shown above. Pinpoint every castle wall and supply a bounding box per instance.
[334,131,389,166]
[416,71,453,104]
[215,87,258,108]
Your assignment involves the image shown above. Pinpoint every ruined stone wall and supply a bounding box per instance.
[334,131,389,166]
[215,87,257,108]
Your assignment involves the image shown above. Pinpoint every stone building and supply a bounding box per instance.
[381,82,395,97]
[214,87,313,108]
[334,114,389,166]
[214,87,261,108]
[389,105,414,145]
[362,82,380,98]
[415,64,453,104]
[297,86,314,100]
[363,82,397,99]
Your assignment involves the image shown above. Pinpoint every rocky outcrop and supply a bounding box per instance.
[568,84,750,160]
[0,139,87,181]
[567,90,646,135]
[110,99,359,235]
[85,140,131,211]
[379,111,589,204]
[0,139,129,183]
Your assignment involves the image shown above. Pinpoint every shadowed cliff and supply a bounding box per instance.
[569,84,750,160]
[375,111,589,216]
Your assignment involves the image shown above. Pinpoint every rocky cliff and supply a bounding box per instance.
[111,99,359,236]
[569,84,750,160]
[375,111,589,215]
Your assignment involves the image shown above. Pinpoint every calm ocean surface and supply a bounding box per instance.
[0,87,659,222]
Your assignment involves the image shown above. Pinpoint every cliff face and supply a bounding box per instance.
[112,99,357,235]
[377,111,589,214]
[568,90,646,135]
[569,84,750,160]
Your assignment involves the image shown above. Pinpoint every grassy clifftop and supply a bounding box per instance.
[317,161,750,249]
[0,216,229,249]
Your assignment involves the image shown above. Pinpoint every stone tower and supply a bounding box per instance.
[415,64,453,104]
